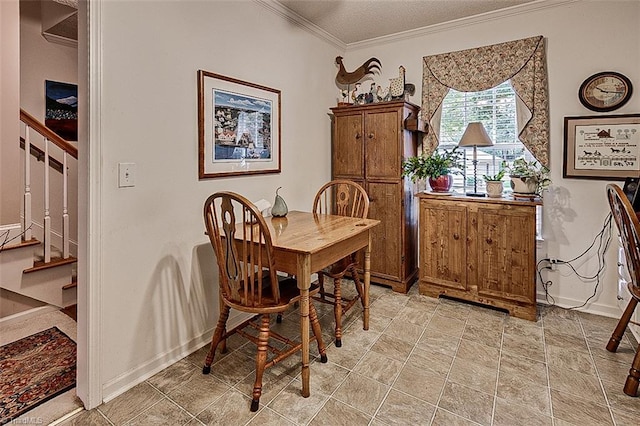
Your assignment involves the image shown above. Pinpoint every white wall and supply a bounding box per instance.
[96,0,339,399]
[346,0,640,316]
[1,0,21,225]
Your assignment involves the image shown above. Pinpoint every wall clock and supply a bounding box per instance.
[579,71,633,112]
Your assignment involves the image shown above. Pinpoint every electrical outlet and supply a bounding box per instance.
[549,258,557,271]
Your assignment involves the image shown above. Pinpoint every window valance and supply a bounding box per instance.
[421,35,550,167]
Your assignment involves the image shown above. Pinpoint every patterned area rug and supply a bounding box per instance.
[0,327,76,425]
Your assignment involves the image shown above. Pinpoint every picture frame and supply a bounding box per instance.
[198,70,281,179]
[563,114,640,180]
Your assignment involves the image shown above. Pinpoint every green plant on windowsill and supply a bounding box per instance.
[505,158,551,196]
[482,167,506,182]
[402,147,463,182]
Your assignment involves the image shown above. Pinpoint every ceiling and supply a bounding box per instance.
[276,0,539,44]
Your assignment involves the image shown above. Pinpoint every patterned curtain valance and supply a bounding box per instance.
[421,36,550,167]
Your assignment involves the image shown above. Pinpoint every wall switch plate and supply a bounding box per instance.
[118,162,136,188]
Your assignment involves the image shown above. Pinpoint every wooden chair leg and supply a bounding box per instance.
[251,314,270,412]
[607,298,638,352]
[623,342,640,396]
[334,277,343,347]
[309,302,328,363]
[318,272,326,300]
[203,305,230,374]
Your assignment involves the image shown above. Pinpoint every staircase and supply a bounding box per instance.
[0,109,77,316]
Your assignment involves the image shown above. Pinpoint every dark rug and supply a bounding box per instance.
[0,327,76,425]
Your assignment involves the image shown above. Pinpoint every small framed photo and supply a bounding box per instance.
[198,70,281,179]
[563,114,640,180]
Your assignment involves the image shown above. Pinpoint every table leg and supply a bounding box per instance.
[363,232,371,331]
[297,254,311,398]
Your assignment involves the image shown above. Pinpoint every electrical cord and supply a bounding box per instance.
[536,212,613,310]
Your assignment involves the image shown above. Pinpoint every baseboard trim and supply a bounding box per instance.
[101,311,249,403]
[536,292,622,319]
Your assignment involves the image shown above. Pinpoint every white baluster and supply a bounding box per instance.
[63,152,69,259]
[44,138,51,263]
[24,126,32,241]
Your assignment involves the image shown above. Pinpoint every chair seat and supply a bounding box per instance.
[228,275,321,314]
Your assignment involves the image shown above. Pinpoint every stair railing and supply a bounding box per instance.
[19,109,77,262]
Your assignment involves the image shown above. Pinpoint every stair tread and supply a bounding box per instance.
[0,238,40,251]
[24,255,77,273]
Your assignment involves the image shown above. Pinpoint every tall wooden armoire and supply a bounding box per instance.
[330,101,419,293]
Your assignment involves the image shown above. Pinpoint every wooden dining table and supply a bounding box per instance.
[261,211,379,397]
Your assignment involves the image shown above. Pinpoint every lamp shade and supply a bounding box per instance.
[457,122,493,147]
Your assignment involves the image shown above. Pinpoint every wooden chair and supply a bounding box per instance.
[312,179,369,347]
[605,183,640,396]
[202,191,327,411]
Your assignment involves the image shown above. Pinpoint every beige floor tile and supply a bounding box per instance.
[438,381,494,425]
[147,359,201,394]
[492,397,552,426]
[455,339,500,369]
[126,397,194,425]
[462,321,503,348]
[427,312,466,337]
[447,357,498,395]
[374,389,436,426]
[550,389,614,425]
[267,379,329,424]
[99,382,164,425]
[601,378,640,413]
[370,333,414,362]
[167,372,231,417]
[546,343,597,375]
[308,398,371,426]
[384,318,425,344]
[431,408,476,426]
[246,407,295,425]
[406,347,454,377]
[195,388,258,425]
[417,328,461,357]
[501,332,545,362]
[332,372,389,416]
[393,363,446,405]
[352,351,404,385]
[498,352,548,386]
[547,364,606,406]
[496,369,550,416]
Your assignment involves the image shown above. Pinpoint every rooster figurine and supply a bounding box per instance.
[389,65,406,100]
[335,56,381,87]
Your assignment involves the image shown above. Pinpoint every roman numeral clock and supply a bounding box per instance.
[579,71,633,112]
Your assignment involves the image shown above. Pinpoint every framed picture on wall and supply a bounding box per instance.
[563,114,640,180]
[45,80,78,141]
[198,70,281,179]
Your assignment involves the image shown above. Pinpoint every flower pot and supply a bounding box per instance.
[510,175,537,194]
[486,181,504,198]
[428,174,453,192]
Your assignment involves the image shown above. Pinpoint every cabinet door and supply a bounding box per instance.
[420,200,468,290]
[475,205,536,304]
[367,182,402,280]
[333,113,364,178]
[365,109,400,179]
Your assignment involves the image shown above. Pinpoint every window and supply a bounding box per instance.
[438,80,542,238]
[438,80,536,194]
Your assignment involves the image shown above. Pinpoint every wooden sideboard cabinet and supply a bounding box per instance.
[330,101,419,293]
[417,193,540,320]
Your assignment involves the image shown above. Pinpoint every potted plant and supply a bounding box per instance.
[402,147,462,192]
[505,158,551,196]
[482,166,506,198]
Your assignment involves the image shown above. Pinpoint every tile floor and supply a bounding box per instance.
[11,283,640,425]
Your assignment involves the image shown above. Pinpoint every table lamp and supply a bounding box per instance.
[457,122,493,197]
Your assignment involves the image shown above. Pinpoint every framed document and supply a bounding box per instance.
[563,114,640,180]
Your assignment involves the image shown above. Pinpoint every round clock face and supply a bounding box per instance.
[579,72,633,112]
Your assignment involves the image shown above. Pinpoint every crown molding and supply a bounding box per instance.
[347,0,579,50]
[254,0,346,51]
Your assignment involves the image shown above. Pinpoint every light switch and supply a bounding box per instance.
[118,162,136,187]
